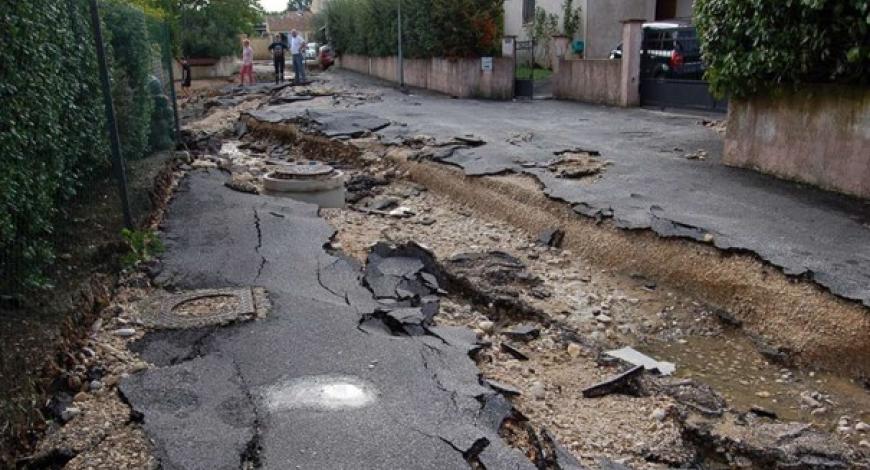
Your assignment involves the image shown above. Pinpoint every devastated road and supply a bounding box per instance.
[121,171,536,469]
[274,71,870,308]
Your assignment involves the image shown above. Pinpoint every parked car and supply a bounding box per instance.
[304,42,319,60]
[609,21,705,79]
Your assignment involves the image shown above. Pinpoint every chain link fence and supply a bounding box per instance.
[0,0,179,462]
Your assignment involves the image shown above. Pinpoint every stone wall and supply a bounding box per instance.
[553,59,622,105]
[725,86,870,199]
[173,56,239,80]
[338,55,514,100]
[250,37,272,60]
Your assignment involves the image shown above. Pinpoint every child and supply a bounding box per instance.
[179,57,192,97]
[240,39,255,86]
[267,34,288,84]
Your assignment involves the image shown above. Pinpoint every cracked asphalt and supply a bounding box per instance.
[258,70,870,307]
[121,171,535,469]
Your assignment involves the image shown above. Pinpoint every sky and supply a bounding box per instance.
[259,0,286,13]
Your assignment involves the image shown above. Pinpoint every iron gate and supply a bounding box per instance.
[638,26,727,112]
[514,39,535,98]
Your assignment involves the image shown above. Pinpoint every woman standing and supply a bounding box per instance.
[240,39,255,86]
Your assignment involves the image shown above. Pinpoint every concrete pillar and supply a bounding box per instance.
[551,36,570,74]
[502,36,516,58]
[619,19,644,107]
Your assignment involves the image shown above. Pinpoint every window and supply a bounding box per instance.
[522,0,535,24]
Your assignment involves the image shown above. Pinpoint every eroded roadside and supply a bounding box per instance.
[23,76,869,470]
[227,79,869,466]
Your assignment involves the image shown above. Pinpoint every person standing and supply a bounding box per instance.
[240,39,255,86]
[289,29,307,84]
[179,57,192,97]
[267,34,288,84]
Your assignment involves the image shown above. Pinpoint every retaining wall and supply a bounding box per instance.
[338,54,513,100]
[553,59,622,106]
[173,56,238,80]
[725,86,870,199]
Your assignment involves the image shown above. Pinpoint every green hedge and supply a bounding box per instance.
[0,0,109,289]
[103,1,156,161]
[321,0,503,59]
[695,0,870,98]
[0,0,171,293]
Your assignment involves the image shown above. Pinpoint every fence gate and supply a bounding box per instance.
[638,28,727,112]
[514,40,535,98]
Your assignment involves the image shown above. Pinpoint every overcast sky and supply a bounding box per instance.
[259,0,285,13]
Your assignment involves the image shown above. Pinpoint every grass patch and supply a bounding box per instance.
[516,66,552,80]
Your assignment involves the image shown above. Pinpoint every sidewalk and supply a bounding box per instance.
[301,70,870,307]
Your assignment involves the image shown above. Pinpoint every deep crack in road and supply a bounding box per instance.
[121,171,535,469]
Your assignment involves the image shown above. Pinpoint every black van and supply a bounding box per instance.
[609,21,705,80]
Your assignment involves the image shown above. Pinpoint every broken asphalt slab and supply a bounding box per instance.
[259,70,870,307]
[245,107,390,138]
[122,170,539,469]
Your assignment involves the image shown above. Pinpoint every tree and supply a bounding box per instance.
[177,0,263,58]
[525,6,558,68]
[561,0,581,38]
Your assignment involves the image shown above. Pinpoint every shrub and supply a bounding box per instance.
[102,0,155,161]
[321,0,502,58]
[695,0,870,98]
[0,0,174,293]
[562,0,582,38]
[0,0,109,291]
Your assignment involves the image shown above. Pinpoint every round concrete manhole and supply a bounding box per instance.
[136,287,268,329]
[263,375,378,412]
[271,161,336,179]
[261,160,346,208]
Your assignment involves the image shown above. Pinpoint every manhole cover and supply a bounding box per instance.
[136,288,268,329]
[272,161,335,179]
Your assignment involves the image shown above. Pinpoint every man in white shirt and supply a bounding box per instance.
[290,30,307,84]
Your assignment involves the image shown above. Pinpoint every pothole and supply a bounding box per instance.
[136,287,268,329]
[262,375,378,412]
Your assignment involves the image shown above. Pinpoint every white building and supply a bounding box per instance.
[503,0,694,59]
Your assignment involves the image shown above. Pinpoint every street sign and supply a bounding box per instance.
[481,56,493,72]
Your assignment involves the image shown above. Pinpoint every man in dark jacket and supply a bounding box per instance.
[267,34,288,84]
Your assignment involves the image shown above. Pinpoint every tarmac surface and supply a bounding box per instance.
[255,70,870,307]
[120,171,537,469]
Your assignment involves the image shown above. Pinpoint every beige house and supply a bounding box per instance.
[266,11,315,40]
[504,0,693,59]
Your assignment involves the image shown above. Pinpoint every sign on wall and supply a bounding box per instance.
[481,56,493,72]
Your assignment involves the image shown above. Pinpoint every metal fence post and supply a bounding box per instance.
[88,0,133,229]
[397,0,404,90]
[164,22,181,140]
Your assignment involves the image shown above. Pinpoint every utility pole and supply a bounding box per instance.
[397,0,404,90]
[89,0,133,229]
